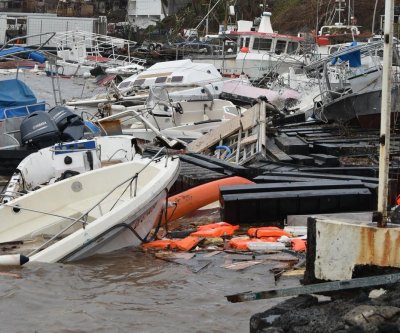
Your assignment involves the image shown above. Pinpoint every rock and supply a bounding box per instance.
[260,328,284,333]
[377,322,400,333]
[369,289,387,299]
[343,305,400,331]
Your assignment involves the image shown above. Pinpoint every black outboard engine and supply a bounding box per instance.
[20,111,60,149]
[48,106,85,141]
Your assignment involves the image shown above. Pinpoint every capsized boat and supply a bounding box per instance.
[0,149,180,263]
[66,59,230,107]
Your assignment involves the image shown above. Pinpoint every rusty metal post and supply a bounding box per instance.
[377,0,394,227]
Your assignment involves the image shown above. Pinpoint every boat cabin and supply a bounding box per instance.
[225,12,303,56]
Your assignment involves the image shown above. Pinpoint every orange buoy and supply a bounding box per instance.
[164,176,254,224]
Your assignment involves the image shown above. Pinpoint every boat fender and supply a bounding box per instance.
[0,254,29,266]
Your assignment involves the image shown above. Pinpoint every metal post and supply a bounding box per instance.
[372,0,379,34]
[377,0,394,227]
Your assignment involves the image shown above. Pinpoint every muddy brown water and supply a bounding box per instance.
[0,71,299,332]
[0,249,300,333]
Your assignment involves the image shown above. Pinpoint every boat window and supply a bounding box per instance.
[275,40,287,54]
[171,76,183,82]
[155,77,167,83]
[240,37,250,48]
[133,79,145,86]
[287,41,298,54]
[253,38,272,51]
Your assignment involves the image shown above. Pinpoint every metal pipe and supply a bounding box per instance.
[377,0,394,227]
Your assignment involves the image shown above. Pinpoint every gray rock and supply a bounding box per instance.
[343,305,400,331]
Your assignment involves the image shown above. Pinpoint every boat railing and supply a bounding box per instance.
[0,132,20,149]
[0,32,56,56]
[26,147,170,257]
[305,41,383,73]
[313,88,353,122]
[107,54,147,67]
[0,102,49,146]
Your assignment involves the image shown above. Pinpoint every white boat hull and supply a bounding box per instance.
[0,154,180,263]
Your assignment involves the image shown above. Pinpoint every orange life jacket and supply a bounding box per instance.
[248,227,291,238]
[291,239,307,252]
[191,223,239,237]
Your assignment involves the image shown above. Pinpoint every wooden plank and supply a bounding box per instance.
[187,104,259,153]
[222,260,263,271]
[240,134,258,146]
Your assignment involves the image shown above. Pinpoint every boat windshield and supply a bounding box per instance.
[287,41,299,54]
[253,38,272,51]
[275,40,287,54]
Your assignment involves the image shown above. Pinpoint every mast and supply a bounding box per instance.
[377,0,394,227]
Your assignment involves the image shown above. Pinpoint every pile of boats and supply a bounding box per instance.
[0,7,398,266]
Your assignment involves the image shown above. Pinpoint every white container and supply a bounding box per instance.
[284,226,308,237]
[247,242,286,251]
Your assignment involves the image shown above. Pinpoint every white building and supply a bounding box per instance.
[127,0,190,29]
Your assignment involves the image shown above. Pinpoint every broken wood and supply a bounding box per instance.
[222,260,262,271]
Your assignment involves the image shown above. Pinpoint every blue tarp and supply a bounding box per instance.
[0,47,46,63]
[0,79,45,120]
[0,47,27,57]
[331,41,362,68]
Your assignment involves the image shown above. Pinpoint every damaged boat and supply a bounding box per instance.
[1,135,138,203]
[0,148,180,264]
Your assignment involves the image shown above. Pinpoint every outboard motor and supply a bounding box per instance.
[48,106,85,141]
[20,111,60,149]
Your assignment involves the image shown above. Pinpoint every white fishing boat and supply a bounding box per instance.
[1,135,137,203]
[191,11,306,79]
[0,149,180,264]
[66,59,232,107]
